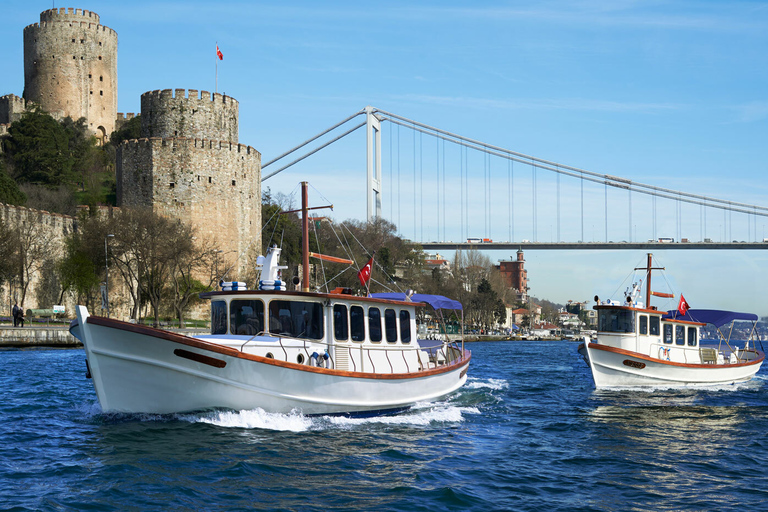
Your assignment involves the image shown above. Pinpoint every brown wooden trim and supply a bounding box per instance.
[586,342,765,369]
[594,305,706,325]
[174,349,227,368]
[86,315,471,380]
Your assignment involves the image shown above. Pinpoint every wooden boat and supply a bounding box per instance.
[578,253,764,388]
[69,183,470,415]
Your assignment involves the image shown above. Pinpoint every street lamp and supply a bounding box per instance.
[105,234,114,317]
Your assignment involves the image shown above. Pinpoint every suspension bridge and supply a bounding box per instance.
[261,106,768,250]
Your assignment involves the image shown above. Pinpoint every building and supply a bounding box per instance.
[496,249,528,302]
[116,89,262,277]
[20,8,117,142]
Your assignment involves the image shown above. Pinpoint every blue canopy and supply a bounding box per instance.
[663,308,757,327]
[370,293,463,311]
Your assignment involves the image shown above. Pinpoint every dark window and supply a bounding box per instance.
[211,301,227,334]
[675,325,685,345]
[649,316,660,336]
[231,180,236,186]
[268,300,323,340]
[639,315,648,335]
[350,306,365,342]
[99,76,103,81]
[663,324,673,344]
[687,327,697,347]
[369,307,382,342]
[400,310,411,343]
[333,304,348,341]
[384,308,397,343]
[598,309,634,333]
[230,299,264,335]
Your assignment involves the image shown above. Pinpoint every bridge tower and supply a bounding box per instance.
[365,106,382,222]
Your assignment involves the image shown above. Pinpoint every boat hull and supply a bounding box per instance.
[74,307,470,415]
[578,342,764,388]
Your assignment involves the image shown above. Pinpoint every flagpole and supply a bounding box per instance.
[215,41,218,93]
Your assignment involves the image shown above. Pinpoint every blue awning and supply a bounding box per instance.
[663,308,757,327]
[370,293,463,310]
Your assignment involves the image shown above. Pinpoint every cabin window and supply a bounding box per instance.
[649,316,660,336]
[384,309,398,343]
[268,300,323,340]
[333,304,348,341]
[369,307,382,342]
[211,300,227,335]
[230,299,264,335]
[663,324,673,344]
[350,306,365,342]
[598,309,634,333]
[400,310,412,343]
[687,326,697,347]
[675,325,685,345]
[639,315,648,335]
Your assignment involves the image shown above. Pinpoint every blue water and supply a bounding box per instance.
[2,342,768,511]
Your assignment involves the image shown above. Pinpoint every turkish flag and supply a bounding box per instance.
[677,294,690,316]
[357,257,373,287]
[216,45,223,60]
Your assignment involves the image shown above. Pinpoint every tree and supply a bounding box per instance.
[168,236,219,328]
[0,160,26,205]
[3,108,75,187]
[108,115,141,147]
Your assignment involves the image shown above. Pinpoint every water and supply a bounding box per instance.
[2,342,768,511]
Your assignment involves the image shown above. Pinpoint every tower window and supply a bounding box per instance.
[89,74,92,78]
[73,56,76,59]
[231,180,236,186]
[99,76,103,81]
[170,183,175,189]
[72,39,75,43]
[98,56,102,60]
[80,39,84,44]
[208,177,212,183]
[99,42,102,46]
[90,91,93,95]
[100,91,103,96]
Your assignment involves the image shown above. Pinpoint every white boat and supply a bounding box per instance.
[578,253,764,388]
[69,183,471,416]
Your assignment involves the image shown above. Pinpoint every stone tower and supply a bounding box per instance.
[117,89,261,278]
[23,8,118,142]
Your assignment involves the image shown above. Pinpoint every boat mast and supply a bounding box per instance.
[301,181,310,292]
[645,252,652,308]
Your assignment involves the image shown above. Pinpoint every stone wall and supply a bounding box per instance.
[116,137,262,277]
[23,8,118,141]
[0,202,78,316]
[141,89,239,143]
[0,94,27,125]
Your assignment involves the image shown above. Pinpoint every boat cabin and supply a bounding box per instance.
[198,288,456,374]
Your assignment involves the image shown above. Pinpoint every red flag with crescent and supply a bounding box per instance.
[358,257,373,287]
[677,294,690,316]
[216,45,223,60]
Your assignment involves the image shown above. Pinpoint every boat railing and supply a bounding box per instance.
[649,341,761,364]
[243,333,465,374]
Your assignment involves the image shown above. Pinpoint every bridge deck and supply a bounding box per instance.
[420,242,768,250]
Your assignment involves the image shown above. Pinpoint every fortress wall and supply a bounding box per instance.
[0,95,27,125]
[23,8,117,140]
[117,137,262,277]
[140,89,239,143]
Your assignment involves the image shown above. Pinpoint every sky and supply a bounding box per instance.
[2,1,767,315]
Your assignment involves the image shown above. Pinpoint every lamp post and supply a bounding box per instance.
[105,234,114,317]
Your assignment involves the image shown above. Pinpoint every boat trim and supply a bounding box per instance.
[86,315,471,379]
[584,342,765,369]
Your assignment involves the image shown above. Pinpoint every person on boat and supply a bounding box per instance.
[12,302,23,328]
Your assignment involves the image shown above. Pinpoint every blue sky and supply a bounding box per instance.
[2,1,767,314]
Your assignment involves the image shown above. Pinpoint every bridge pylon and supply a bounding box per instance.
[365,106,382,221]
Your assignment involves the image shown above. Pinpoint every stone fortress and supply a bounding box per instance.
[1,7,262,314]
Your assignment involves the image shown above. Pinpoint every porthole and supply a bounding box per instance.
[297,354,305,364]
[265,352,274,359]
